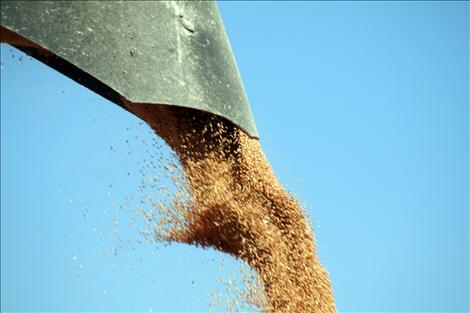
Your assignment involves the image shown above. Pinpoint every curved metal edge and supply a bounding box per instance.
[0,25,260,139]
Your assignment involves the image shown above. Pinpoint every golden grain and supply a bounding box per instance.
[124,102,337,312]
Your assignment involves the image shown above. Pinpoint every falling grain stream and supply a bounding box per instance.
[124,102,337,313]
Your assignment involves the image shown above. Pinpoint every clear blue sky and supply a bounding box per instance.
[1,1,468,312]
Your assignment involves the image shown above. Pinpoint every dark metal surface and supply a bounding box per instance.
[1,1,258,138]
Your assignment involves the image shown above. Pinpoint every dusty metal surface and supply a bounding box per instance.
[1,1,258,138]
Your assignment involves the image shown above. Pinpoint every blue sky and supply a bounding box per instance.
[1,1,468,312]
